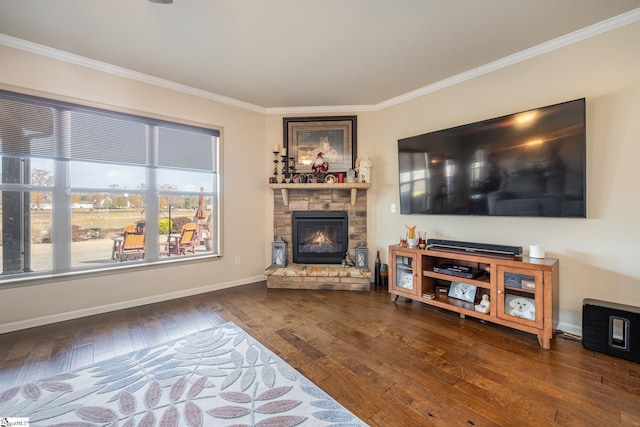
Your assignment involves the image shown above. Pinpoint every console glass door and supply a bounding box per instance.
[395,254,415,293]
[497,266,543,328]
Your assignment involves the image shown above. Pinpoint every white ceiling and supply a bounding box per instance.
[1,1,639,111]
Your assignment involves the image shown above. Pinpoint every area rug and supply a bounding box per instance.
[0,322,367,426]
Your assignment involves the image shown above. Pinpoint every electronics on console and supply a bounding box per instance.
[427,239,523,257]
[433,264,485,279]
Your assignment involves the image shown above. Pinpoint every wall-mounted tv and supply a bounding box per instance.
[398,98,586,217]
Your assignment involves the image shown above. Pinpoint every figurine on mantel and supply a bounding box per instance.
[356,155,372,183]
[312,152,329,175]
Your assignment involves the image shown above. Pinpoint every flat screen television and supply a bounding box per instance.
[397,98,586,217]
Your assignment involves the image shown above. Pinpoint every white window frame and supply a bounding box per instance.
[0,90,221,282]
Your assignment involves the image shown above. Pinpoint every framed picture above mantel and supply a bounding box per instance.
[284,116,357,173]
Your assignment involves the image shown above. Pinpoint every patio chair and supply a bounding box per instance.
[116,230,146,261]
[111,224,140,260]
[161,222,198,256]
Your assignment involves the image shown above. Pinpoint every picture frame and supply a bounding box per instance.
[504,294,536,321]
[397,270,414,290]
[448,281,477,303]
[284,116,357,173]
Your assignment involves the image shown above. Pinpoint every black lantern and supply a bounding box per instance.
[355,243,368,269]
[271,237,287,268]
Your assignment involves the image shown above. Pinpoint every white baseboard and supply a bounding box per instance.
[0,275,266,334]
[555,321,582,337]
[2,277,588,341]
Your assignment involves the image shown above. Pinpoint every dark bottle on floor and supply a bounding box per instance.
[374,250,381,286]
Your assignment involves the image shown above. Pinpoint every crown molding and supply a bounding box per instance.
[1,7,638,115]
[265,104,376,115]
[376,7,640,111]
[0,33,267,114]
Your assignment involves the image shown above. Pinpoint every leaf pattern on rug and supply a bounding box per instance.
[0,322,367,426]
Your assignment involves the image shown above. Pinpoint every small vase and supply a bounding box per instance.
[346,168,356,183]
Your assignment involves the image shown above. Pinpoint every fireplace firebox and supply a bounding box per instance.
[292,211,348,264]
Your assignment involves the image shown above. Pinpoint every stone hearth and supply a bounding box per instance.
[265,264,371,291]
[267,183,370,291]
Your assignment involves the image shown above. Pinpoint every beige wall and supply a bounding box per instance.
[368,21,640,334]
[0,45,268,331]
[2,19,639,334]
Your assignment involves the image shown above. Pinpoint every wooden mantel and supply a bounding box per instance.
[268,182,371,206]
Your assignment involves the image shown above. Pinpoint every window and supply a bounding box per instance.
[0,90,220,280]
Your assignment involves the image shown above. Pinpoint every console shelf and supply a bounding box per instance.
[423,270,491,289]
[389,245,559,348]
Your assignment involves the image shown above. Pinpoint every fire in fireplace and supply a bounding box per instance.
[292,211,348,264]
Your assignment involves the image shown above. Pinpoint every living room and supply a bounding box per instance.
[2,4,638,338]
[0,2,639,424]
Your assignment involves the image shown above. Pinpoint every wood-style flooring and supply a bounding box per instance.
[0,282,638,426]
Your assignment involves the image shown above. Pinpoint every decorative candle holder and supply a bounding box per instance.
[271,151,279,183]
[288,157,296,178]
[281,155,288,183]
[418,231,427,249]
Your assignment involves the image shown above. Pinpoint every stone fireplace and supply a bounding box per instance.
[265,184,371,290]
[292,210,348,264]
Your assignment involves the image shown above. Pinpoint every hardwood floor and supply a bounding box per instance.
[1,282,639,426]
